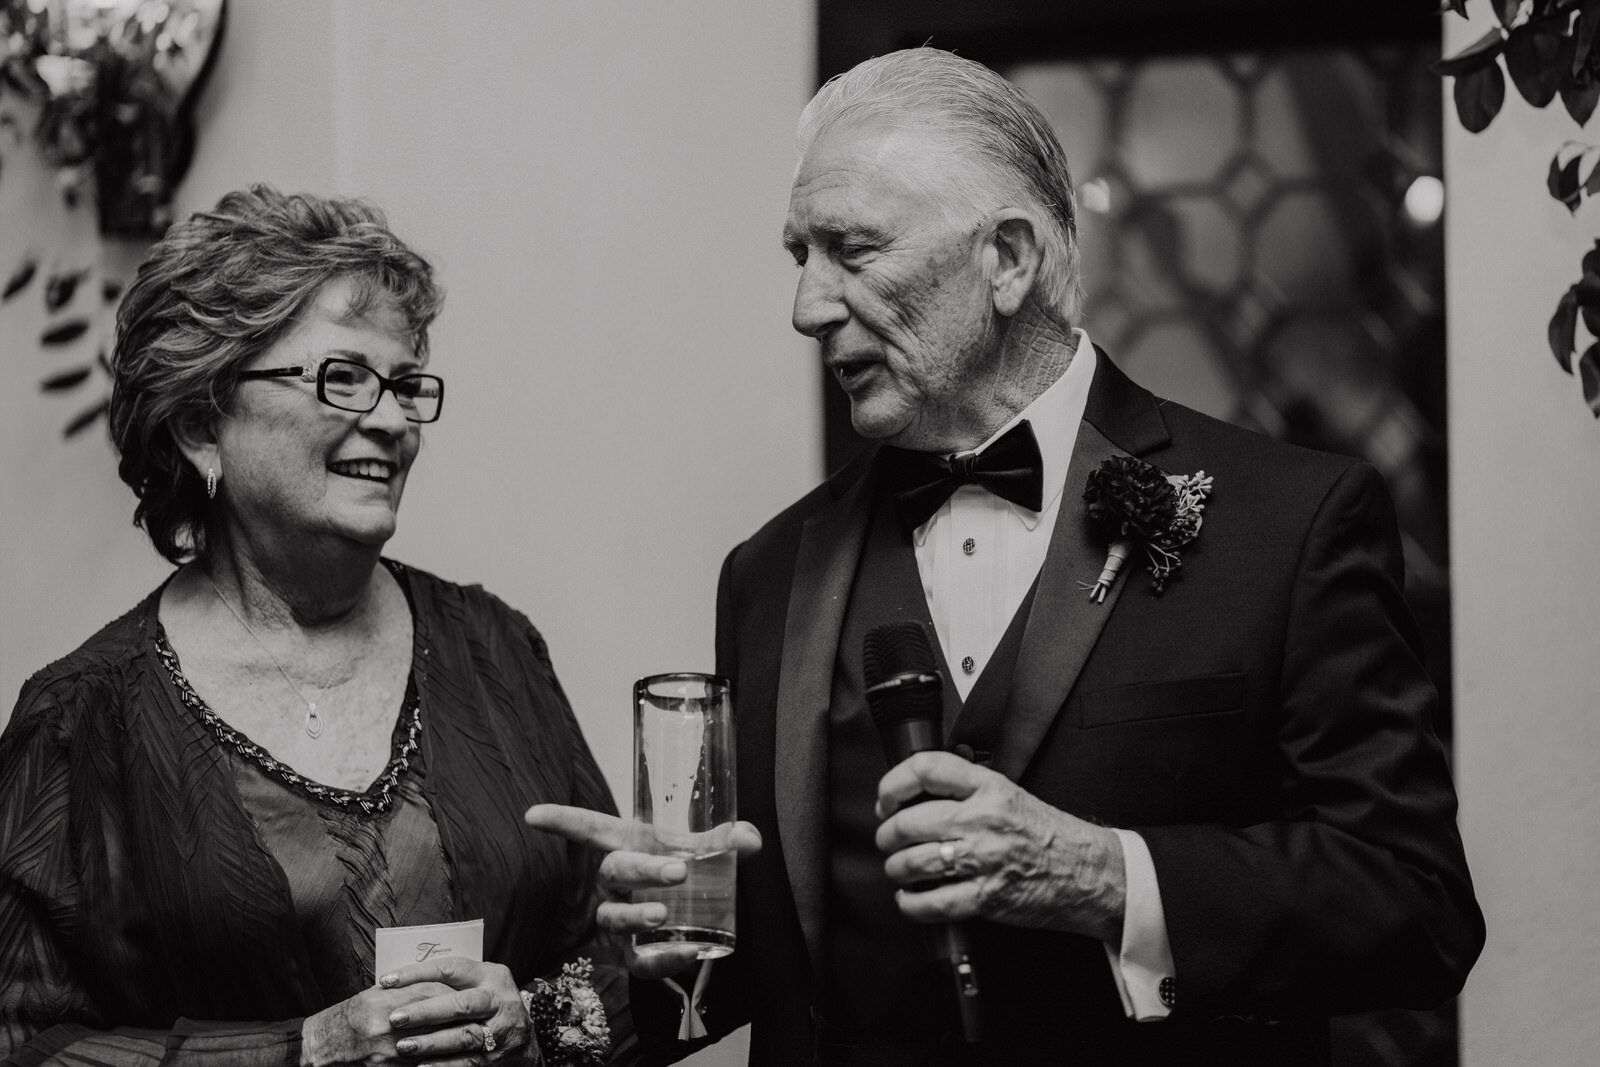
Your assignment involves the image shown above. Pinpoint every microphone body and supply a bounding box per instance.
[863,623,983,1045]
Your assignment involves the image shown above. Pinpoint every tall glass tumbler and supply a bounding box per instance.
[632,672,737,959]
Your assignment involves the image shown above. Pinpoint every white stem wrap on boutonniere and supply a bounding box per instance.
[1082,457,1214,602]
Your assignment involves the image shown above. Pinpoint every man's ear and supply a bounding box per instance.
[984,211,1045,318]
[172,416,221,485]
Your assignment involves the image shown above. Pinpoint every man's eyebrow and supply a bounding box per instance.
[782,221,886,247]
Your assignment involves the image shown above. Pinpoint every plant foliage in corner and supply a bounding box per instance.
[1,0,224,439]
[0,0,227,236]
[1438,0,1600,416]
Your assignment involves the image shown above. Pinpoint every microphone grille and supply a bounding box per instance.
[862,621,938,687]
[863,622,942,730]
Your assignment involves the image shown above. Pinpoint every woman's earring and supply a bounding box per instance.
[206,467,219,500]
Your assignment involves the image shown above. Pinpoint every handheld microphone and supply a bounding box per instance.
[863,621,983,1045]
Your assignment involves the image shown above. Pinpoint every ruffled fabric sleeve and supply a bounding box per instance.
[1,667,307,1067]
[2,677,106,1060]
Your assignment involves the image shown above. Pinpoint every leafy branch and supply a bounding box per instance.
[1438,0,1600,415]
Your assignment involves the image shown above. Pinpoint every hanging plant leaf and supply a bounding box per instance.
[97,349,111,373]
[1551,285,1579,372]
[1576,0,1600,73]
[1493,0,1522,28]
[1575,247,1600,336]
[40,367,92,392]
[40,319,92,346]
[62,400,109,440]
[1549,152,1586,210]
[1506,21,1564,107]
[3,259,37,302]
[1561,68,1600,126]
[45,269,91,312]
[1454,62,1508,133]
[1443,0,1469,15]
[1580,343,1600,415]
[1434,27,1507,77]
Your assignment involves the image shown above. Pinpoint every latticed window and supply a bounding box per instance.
[1010,46,1452,752]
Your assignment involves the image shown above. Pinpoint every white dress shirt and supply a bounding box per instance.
[910,330,1174,1021]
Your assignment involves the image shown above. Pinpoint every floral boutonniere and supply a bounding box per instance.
[524,958,611,1066]
[1082,456,1214,601]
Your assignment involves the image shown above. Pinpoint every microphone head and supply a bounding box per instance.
[863,622,943,732]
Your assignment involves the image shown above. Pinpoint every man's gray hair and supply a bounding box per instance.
[797,47,1084,327]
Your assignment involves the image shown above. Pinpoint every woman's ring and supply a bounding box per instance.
[480,1025,497,1054]
[938,840,958,876]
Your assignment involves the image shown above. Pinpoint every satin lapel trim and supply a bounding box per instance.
[993,421,1130,781]
[775,467,875,970]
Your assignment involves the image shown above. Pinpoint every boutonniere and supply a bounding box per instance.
[1082,456,1214,601]
[524,958,611,1066]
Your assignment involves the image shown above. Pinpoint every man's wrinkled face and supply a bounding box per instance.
[783,121,1000,451]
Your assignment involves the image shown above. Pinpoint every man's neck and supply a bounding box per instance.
[916,305,1079,453]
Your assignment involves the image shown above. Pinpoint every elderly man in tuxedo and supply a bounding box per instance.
[530,46,1482,1065]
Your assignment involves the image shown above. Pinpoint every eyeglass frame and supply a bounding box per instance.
[235,357,445,423]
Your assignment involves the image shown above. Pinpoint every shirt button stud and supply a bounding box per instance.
[961,656,976,674]
[962,537,976,555]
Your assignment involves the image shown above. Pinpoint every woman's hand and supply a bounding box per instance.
[299,960,532,1067]
[300,980,456,1066]
[378,959,533,1065]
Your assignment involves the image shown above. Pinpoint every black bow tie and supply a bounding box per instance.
[883,420,1045,530]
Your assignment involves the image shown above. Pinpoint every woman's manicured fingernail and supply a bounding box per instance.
[395,1037,417,1055]
[662,860,687,880]
[377,972,399,988]
[390,1010,410,1028]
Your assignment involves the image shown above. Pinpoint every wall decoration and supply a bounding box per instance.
[1,0,225,438]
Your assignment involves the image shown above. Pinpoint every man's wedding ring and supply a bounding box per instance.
[480,1025,496,1054]
[939,840,958,877]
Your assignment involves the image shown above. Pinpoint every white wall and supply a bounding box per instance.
[1445,9,1600,1066]
[3,3,817,1062]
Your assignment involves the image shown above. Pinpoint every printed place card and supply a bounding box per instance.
[374,918,484,976]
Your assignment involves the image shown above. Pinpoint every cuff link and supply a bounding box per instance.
[1159,976,1177,1009]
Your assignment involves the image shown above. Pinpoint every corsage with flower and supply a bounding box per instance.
[521,958,610,1067]
[1082,456,1214,601]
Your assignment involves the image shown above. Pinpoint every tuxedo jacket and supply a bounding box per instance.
[635,351,1483,1065]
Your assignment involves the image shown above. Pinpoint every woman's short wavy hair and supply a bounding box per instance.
[108,183,443,565]
[796,47,1085,329]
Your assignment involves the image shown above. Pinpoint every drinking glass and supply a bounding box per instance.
[632,672,737,959]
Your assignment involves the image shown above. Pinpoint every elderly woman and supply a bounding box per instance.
[0,186,630,1066]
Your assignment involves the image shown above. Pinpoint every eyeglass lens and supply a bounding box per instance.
[320,359,442,422]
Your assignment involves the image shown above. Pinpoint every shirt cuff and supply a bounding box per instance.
[1102,828,1174,1021]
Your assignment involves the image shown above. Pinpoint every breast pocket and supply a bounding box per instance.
[1080,672,1246,728]
[1068,672,1255,823]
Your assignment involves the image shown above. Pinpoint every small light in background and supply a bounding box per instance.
[1403,175,1444,226]
[1079,177,1112,215]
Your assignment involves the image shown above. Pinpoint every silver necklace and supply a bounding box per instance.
[207,577,350,739]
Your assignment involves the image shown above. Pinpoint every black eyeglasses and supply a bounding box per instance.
[236,357,444,423]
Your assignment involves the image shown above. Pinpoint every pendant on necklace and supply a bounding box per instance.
[305,702,324,739]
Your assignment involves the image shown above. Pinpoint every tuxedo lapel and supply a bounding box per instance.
[992,351,1172,781]
[774,459,878,970]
